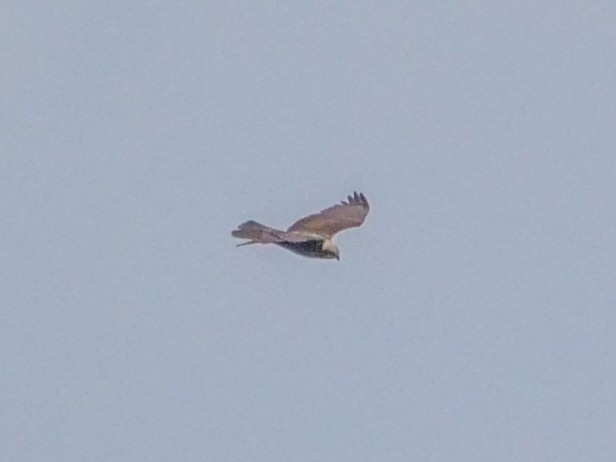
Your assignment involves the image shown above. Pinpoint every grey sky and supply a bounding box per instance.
[2,1,615,461]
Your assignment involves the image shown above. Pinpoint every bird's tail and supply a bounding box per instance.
[231,220,283,246]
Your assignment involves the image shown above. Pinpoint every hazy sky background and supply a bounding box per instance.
[2,2,615,461]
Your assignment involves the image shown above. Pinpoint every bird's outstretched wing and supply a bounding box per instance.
[231,220,319,246]
[286,192,369,238]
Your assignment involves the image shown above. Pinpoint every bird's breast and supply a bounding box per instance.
[276,239,329,259]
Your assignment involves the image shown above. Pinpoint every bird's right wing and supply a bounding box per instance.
[286,192,369,239]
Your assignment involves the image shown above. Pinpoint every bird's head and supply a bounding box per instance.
[322,240,340,261]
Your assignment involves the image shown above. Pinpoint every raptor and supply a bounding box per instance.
[231,191,370,261]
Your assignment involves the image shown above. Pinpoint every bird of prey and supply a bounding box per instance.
[231,191,369,261]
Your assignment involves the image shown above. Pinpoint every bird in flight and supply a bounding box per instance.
[231,191,370,261]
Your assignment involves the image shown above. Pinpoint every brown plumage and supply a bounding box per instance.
[231,191,370,260]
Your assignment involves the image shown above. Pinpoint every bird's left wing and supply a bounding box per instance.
[232,220,318,245]
[287,191,369,239]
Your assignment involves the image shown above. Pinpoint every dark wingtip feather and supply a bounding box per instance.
[345,191,368,207]
[336,191,369,209]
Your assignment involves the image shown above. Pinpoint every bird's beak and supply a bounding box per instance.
[335,254,340,261]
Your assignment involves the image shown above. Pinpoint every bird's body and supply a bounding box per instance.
[276,236,337,260]
[231,192,369,261]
